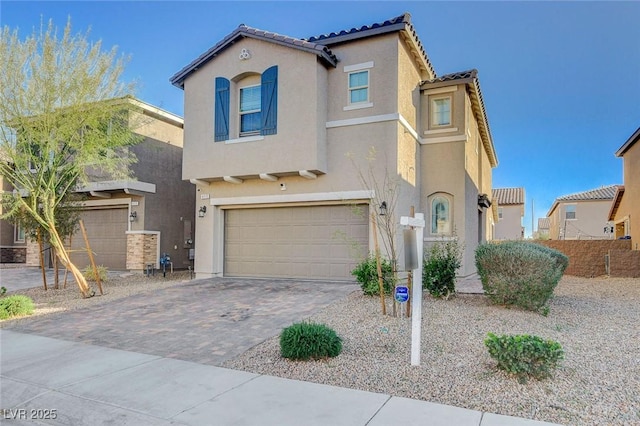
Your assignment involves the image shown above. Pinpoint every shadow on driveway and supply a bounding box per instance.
[3,278,358,365]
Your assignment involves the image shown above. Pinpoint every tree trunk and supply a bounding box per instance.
[47,222,92,298]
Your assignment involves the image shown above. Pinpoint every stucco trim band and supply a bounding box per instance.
[209,190,375,207]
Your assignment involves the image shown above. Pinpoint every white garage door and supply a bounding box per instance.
[70,207,128,270]
[225,204,369,280]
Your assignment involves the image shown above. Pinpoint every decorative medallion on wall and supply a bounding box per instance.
[239,48,251,61]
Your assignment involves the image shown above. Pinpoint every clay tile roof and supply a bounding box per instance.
[170,24,338,88]
[492,187,525,205]
[538,217,550,230]
[306,13,436,78]
[424,69,478,84]
[557,184,620,202]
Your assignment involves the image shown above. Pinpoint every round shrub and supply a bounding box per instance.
[280,322,342,360]
[475,241,568,312]
[351,253,394,296]
[0,295,35,320]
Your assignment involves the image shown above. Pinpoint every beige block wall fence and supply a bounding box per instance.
[534,239,639,278]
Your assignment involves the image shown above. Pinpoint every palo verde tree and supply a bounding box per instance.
[0,19,140,297]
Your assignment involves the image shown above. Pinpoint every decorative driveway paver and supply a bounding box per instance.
[3,278,358,365]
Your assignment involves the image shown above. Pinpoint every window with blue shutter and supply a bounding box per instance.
[260,65,278,136]
[214,77,230,141]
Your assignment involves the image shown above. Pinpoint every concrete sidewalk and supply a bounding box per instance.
[1,330,560,426]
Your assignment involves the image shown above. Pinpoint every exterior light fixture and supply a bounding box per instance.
[129,211,137,222]
[198,206,207,218]
[379,201,387,216]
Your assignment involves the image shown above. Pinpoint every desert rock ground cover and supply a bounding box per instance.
[2,272,638,425]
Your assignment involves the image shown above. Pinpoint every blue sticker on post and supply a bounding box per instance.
[394,286,409,303]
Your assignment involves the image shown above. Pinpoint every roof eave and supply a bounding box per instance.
[170,28,338,89]
[607,186,625,221]
[312,22,407,46]
[615,127,640,157]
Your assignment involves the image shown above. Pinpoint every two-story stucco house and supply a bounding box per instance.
[171,14,498,280]
[547,185,618,240]
[10,98,196,272]
[492,187,525,240]
[609,127,640,248]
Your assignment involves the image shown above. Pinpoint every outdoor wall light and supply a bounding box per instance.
[129,211,137,222]
[379,201,387,216]
[198,205,207,218]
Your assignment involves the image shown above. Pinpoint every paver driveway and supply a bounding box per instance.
[3,278,358,365]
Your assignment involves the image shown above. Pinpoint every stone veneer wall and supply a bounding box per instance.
[534,239,633,277]
[25,239,41,267]
[0,247,26,263]
[126,233,158,271]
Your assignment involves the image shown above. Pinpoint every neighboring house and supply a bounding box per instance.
[0,175,27,263]
[14,98,195,271]
[546,185,618,240]
[535,217,550,240]
[170,13,498,280]
[492,187,524,240]
[608,127,640,249]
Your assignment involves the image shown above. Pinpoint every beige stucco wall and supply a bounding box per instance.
[182,37,329,179]
[494,204,524,240]
[181,29,496,279]
[549,200,613,240]
[614,142,640,248]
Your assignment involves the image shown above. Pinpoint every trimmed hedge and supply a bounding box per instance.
[280,322,342,360]
[475,241,568,312]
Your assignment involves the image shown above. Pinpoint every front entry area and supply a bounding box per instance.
[224,204,369,280]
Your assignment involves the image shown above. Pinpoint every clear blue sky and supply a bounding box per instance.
[2,1,639,237]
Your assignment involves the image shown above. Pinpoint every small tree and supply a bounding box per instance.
[0,19,140,297]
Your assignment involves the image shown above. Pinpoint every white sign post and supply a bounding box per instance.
[400,213,425,366]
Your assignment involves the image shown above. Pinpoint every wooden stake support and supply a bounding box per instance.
[79,220,103,295]
[371,212,386,315]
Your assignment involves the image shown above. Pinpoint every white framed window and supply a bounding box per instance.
[498,207,503,221]
[565,204,576,220]
[429,193,453,235]
[14,223,26,243]
[239,84,261,135]
[348,70,369,104]
[343,61,373,111]
[431,97,451,127]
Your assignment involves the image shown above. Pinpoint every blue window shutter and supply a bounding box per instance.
[260,66,277,136]
[214,77,230,141]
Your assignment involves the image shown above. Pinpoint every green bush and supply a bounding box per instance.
[351,253,394,296]
[422,237,462,298]
[0,295,35,320]
[280,322,342,360]
[475,241,568,312]
[484,333,564,383]
[82,265,108,282]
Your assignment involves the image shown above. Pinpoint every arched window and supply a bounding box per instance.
[430,194,451,235]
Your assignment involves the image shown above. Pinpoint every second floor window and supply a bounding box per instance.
[565,204,576,220]
[14,223,26,243]
[214,65,278,142]
[349,70,369,104]
[431,97,451,127]
[239,85,261,135]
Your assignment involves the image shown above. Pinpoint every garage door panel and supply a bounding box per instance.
[70,208,127,270]
[225,205,368,280]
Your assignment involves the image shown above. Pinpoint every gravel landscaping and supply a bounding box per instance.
[2,272,638,425]
[223,276,640,426]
